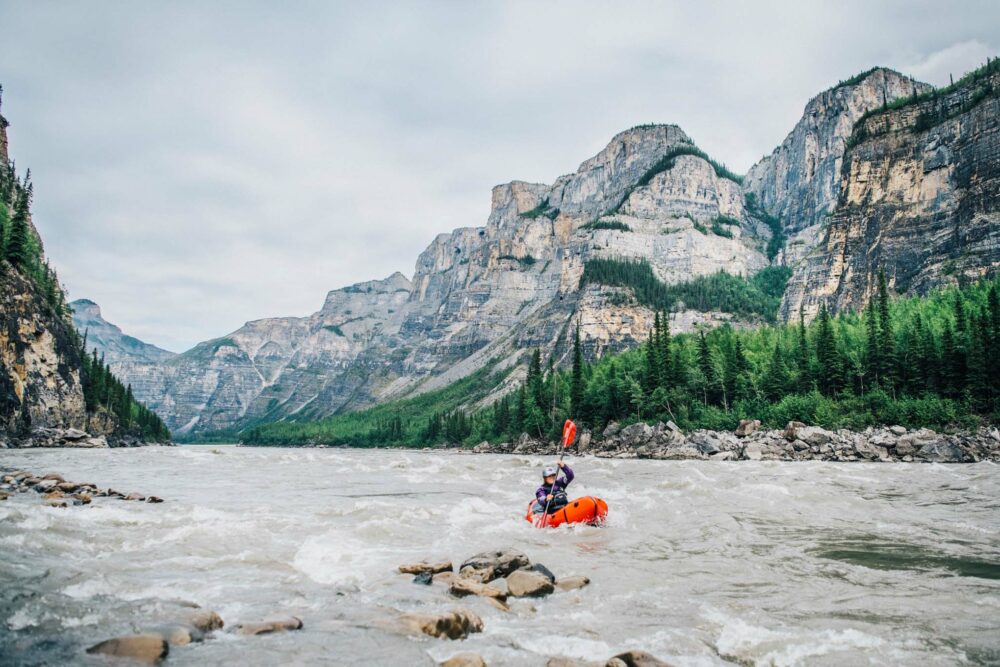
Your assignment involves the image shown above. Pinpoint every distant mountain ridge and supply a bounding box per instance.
[71,299,176,364]
[87,62,999,438]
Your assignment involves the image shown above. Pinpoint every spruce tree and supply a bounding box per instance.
[796,307,811,393]
[570,323,585,420]
[815,303,840,396]
[876,269,896,392]
[6,190,31,269]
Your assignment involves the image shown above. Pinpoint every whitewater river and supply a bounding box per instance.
[1,446,998,666]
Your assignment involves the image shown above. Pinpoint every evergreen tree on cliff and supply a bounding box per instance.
[570,323,585,419]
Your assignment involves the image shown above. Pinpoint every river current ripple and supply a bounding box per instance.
[1,446,998,666]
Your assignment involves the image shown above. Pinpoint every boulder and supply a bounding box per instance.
[603,422,621,438]
[61,428,89,441]
[124,492,146,501]
[688,431,721,455]
[146,496,164,503]
[917,440,967,463]
[472,442,492,453]
[86,635,169,662]
[735,419,761,437]
[658,446,705,460]
[854,440,890,461]
[41,473,65,482]
[459,549,529,583]
[449,578,507,601]
[34,479,59,492]
[399,560,453,575]
[413,571,434,585]
[665,421,682,434]
[234,617,303,636]
[441,653,487,667]
[577,430,592,453]
[743,443,763,461]
[505,569,554,597]
[606,650,674,667]
[72,493,92,506]
[399,608,483,640]
[620,422,653,446]
[82,436,109,448]
[709,451,734,461]
[889,425,907,436]
[795,426,833,446]
[783,421,806,441]
[555,576,590,591]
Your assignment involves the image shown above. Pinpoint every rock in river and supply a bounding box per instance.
[505,569,554,597]
[441,653,488,667]
[399,608,483,640]
[399,560,453,575]
[234,617,303,636]
[459,549,529,582]
[86,634,169,662]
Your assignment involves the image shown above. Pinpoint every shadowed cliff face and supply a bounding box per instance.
[781,68,1000,320]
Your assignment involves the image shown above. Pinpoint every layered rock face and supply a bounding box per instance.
[781,68,1000,319]
[107,126,772,435]
[0,270,87,436]
[745,68,930,264]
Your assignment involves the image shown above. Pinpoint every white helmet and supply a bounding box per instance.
[542,466,557,478]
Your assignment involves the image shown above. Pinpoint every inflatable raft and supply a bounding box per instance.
[525,495,609,528]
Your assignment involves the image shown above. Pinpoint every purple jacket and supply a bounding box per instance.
[535,464,574,502]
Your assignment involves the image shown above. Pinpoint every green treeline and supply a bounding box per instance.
[0,121,171,441]
[580,258,791,323]
[244,273,1000,447]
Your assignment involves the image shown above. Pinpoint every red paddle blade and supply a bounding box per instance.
[562,419,577,448]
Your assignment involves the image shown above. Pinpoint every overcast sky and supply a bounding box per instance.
[0,1,995,352]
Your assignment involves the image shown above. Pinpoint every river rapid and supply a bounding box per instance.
[1,446,998,666]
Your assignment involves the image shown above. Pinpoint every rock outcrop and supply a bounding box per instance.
[781,64,1000,319]
[746,68,930,265]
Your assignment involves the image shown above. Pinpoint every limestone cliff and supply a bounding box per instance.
[119,126,772,435]
[745,68,930,264]
[781,63,1000,319]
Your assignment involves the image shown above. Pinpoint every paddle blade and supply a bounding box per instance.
[561,419,577,448]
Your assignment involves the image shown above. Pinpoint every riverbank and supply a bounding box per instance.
[459,421,1000,463]
[0,426,173,449]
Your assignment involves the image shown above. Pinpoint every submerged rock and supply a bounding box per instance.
[234,617,302,636]
[441,653,488,667]
[399,608,483,640]
[607,650,675,667]
[86,635,169,662]
[555,576,590,591]
[399,560,453,575]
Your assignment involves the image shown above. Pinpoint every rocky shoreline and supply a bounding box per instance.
[467,421,1000,464]
[0,426,172,449]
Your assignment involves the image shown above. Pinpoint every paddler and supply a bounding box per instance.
[532,461,574,515]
